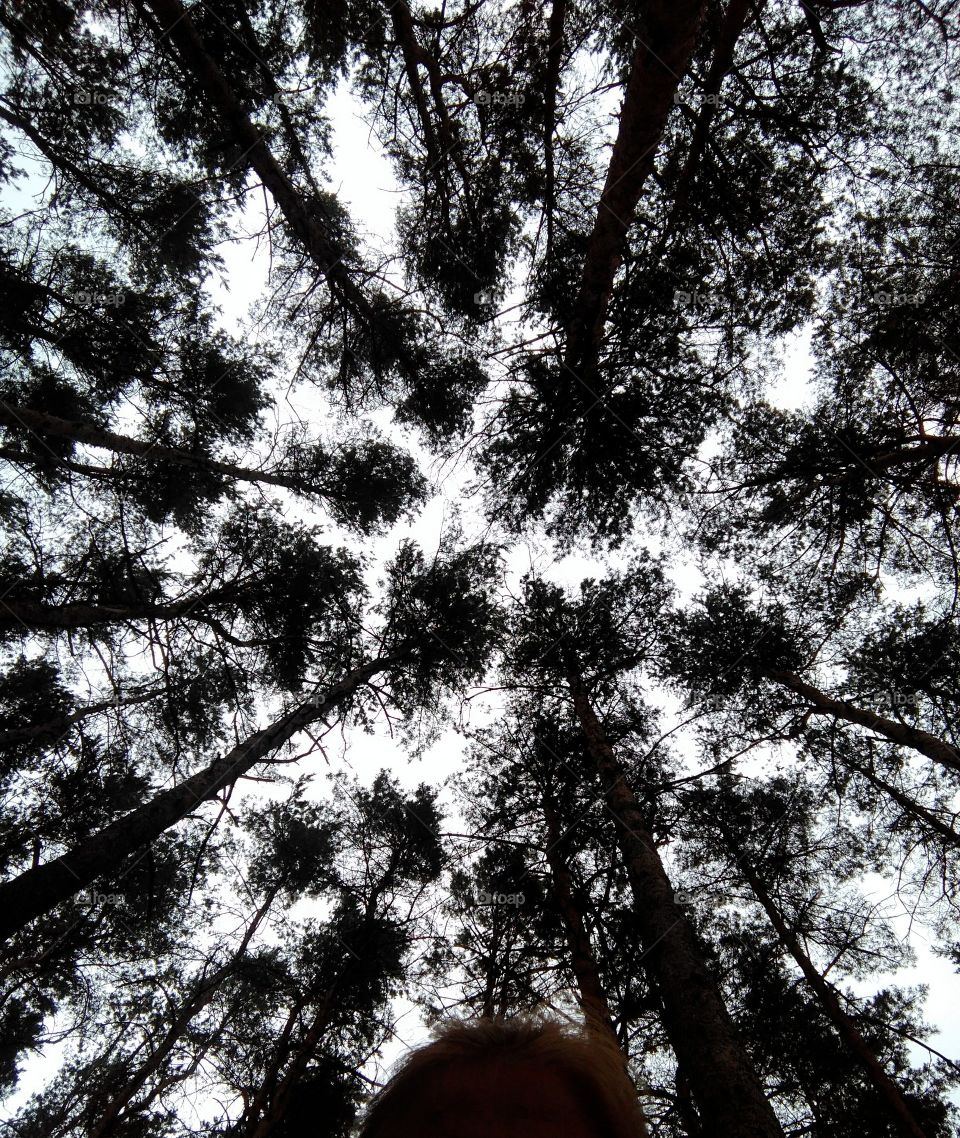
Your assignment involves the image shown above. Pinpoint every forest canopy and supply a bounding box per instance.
[0,0,958,1136]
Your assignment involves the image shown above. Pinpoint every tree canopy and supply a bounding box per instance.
[1,1,958,1136]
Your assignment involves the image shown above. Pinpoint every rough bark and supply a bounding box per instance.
[567,673,784,1138]
[0,653,404,943]
[564,0,706,372]
[769,669,960,773]
[733,849,927,1138]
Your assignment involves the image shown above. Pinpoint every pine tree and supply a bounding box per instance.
[3,0,959,1134]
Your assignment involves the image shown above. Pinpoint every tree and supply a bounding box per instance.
[3,1,960,1135]
[676,775,957,1137]
[500,567,786,1137]
[5,776,443,1138]
[0,535,501,945]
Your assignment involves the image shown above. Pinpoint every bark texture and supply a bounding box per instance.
[770,669,960,773]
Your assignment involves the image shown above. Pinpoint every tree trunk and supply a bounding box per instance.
[567,673,784,1138]
[390,0,473,227]
[542,0,567,261]
[732,847,927,1138]
[245,989,338,1138]
[863,434,960,475]
[135,0,368,317]
[240,997,302,1130]
[564,0,705,371]
[769,669,960,773]
[675,1063,705,1138]
[669,0,760,220]
[390,0,443,174]
[243,870,395,1137]
[480,921,501,1021]
[0,653,404,943]
[541,795,620,1044]
[0,591,240,633]
[736,433,960,493]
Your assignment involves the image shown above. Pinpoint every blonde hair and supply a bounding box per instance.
[357,1015,647,1138]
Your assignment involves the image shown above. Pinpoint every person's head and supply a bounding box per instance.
[357,1015,647,1138]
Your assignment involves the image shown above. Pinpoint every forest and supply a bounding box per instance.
[0,0,958,1134]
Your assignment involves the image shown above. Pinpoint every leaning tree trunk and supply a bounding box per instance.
[769,669,960,773]
[563,0,705,371]
[0,588,240,632]
[243,837,406,1135]
[135,0,368,315]
[843,755,960,847]
[245,990,338,1138]
[566,671,784,1138]
[731,842,927,1138]
[0,653,405,943]
[0,401,346,502]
